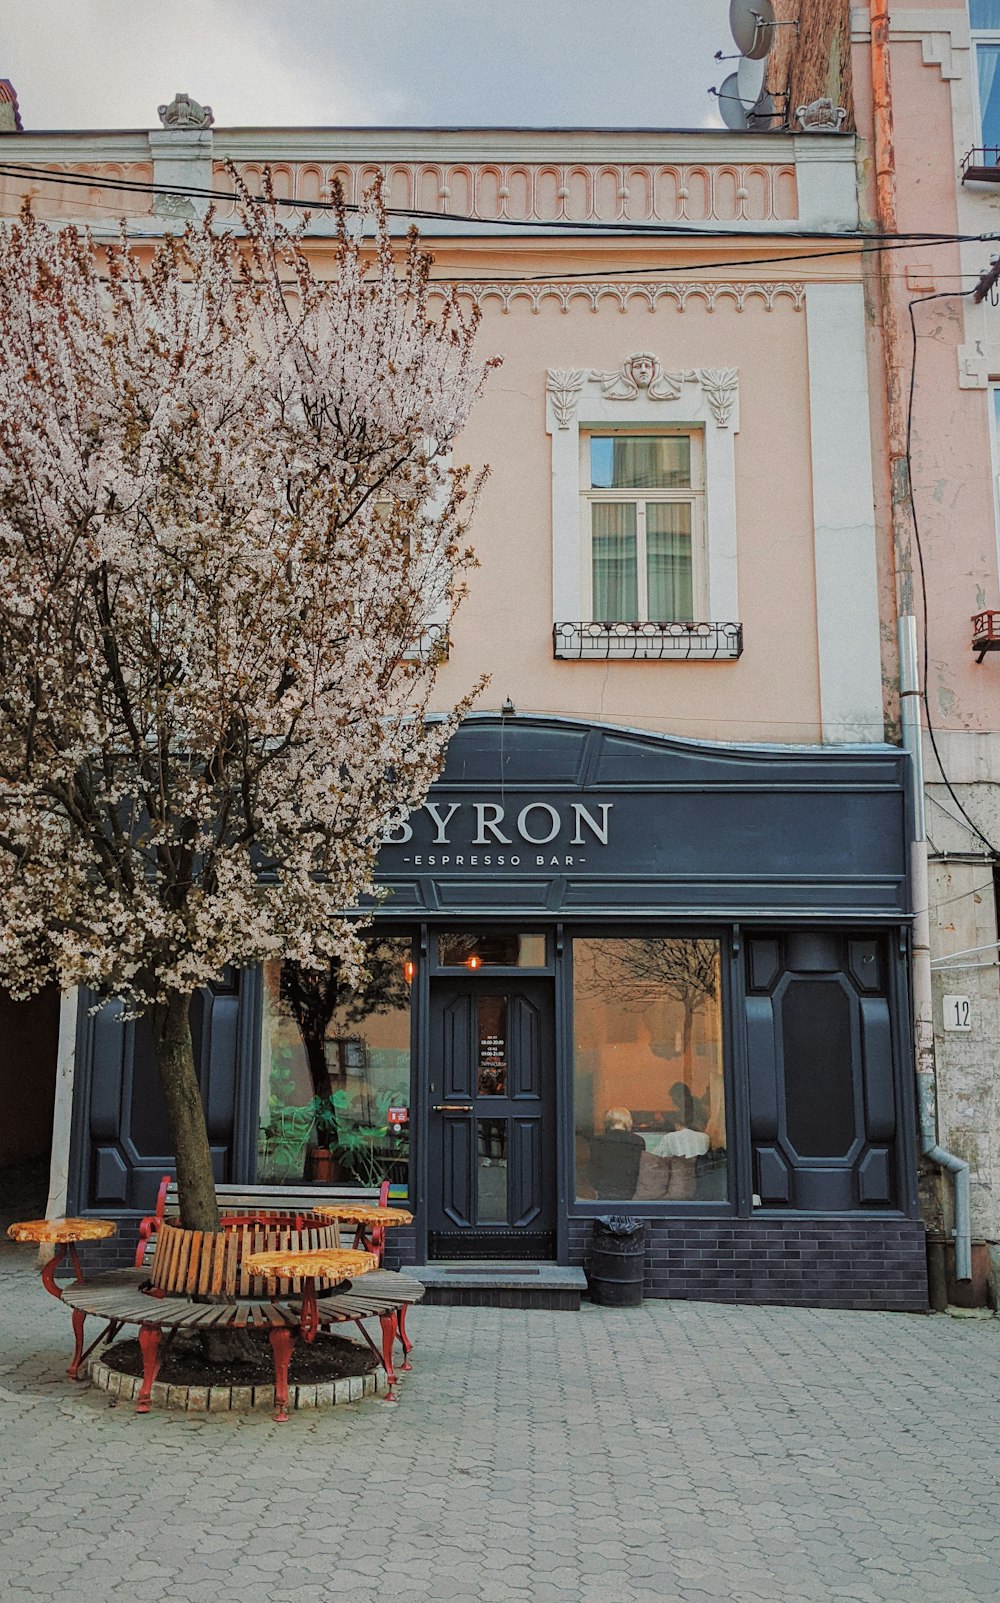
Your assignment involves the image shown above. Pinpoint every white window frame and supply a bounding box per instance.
[987,382,1000,586]
[580,426,706,622]
[546,359,740,658]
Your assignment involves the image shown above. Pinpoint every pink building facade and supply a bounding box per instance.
[1,95,932,1306]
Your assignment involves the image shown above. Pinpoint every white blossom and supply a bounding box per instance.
[0,177,496,1010]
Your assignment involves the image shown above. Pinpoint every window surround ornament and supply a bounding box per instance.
[547,355,739,430]
[546,352,741,657]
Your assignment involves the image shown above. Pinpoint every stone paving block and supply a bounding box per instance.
[1,1255,999,1603]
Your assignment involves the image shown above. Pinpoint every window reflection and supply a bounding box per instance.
[259,938,413,1192]
[438,932,546,968]
[477,1119,507,1222]
[573,937,727,1203]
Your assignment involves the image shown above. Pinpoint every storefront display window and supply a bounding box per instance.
[573,936,727,1203]
[259,937,413,1191]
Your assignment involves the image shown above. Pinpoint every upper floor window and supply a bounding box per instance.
[373,497,449,662]
[989,383,1000,565]
[971,2,1000,147]
[546,354,742,661]
[583,431,704,623]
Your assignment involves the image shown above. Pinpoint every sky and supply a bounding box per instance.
[3,0,730,131]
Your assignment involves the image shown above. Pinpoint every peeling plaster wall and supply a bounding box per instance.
[929,857,1000,1243]
[844,2,1000,1255]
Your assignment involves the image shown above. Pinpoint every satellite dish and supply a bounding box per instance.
[747,92,779,130]
[716,72,749,131]
[730,0,774,60]
[736,53,767,110]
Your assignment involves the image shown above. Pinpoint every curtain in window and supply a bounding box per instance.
[971,2,1000,29]
[978,43,1000,146]
[646,504,693,620]
[592,503,638,621]
[608,436,690,489]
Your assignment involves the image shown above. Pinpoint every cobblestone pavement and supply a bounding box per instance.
[0,1237,997,1603]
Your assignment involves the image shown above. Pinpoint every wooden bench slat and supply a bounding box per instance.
[174,1229,191,1293]
[196,1234,213,1298]
[211,1234,226,1298]
[163,1182,383,1209]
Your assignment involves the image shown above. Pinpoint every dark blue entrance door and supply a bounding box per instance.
[427,978,555,1259]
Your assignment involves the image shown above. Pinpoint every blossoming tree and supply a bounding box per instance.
[0,182,494,1230]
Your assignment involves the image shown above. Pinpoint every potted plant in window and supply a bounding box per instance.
[305,1089,350,1184]
[332,1088,409,1187]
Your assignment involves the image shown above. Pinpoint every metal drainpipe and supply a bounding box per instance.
[870,7,915,613]
[872,9,972,1288]
[899,617,972,1284]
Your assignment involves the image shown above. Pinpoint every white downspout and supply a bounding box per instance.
[899,615,972,1282]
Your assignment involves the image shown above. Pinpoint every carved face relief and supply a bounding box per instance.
[628,354,656,389]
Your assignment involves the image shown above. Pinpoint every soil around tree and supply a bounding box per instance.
[102,1331,379,1388]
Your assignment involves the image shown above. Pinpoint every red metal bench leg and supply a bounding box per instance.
[269,1326,295,1423]
[379,1312,398,1400]
[136,1324,161,1413]
[397,1303,413,1370]
[68,1308,88,1380]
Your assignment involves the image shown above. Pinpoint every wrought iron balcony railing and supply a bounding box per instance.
[405,621,449,663]
[972,609,1000,663]
[553,621,743,661]
[961,147,1000,183]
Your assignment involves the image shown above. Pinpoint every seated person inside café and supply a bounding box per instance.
[583,1086,713,1201]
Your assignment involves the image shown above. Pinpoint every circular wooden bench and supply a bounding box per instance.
[60,1266,425,1419]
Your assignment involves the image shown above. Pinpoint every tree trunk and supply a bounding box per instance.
[150,990,220,1233]
[682,1001,694,1078]
[304,1036,333,1099]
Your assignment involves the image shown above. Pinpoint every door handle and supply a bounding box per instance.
[433,1103,473,1112]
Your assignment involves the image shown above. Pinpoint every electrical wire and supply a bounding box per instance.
[0,162,991,285]
[906,289,999,858]
[929,938,1000,963]
[922,876,997,908]
[430,236,970,285]
[2,157,998,244]
[1,167,988,282]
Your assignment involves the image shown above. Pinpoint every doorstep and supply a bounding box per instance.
[410,1261,587,1310]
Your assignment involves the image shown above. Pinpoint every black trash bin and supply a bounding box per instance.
[587,1216,646,1306]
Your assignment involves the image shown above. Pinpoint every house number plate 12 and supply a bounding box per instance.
[942,995,972,1031]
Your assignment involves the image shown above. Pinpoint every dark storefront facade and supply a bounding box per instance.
[67,716,929,1309]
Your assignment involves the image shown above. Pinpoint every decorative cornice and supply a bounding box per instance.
[862,8,972,81]
[435,280,805,315]
[217,156,798,226]
[213,129,801,166]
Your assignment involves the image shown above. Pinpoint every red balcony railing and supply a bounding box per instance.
[961,148,1000,183]
[972,610,1000,662]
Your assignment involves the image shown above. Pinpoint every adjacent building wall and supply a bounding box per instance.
[851,1,1000,1260]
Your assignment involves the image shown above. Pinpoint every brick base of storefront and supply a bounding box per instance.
[567,1216,929,1311]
